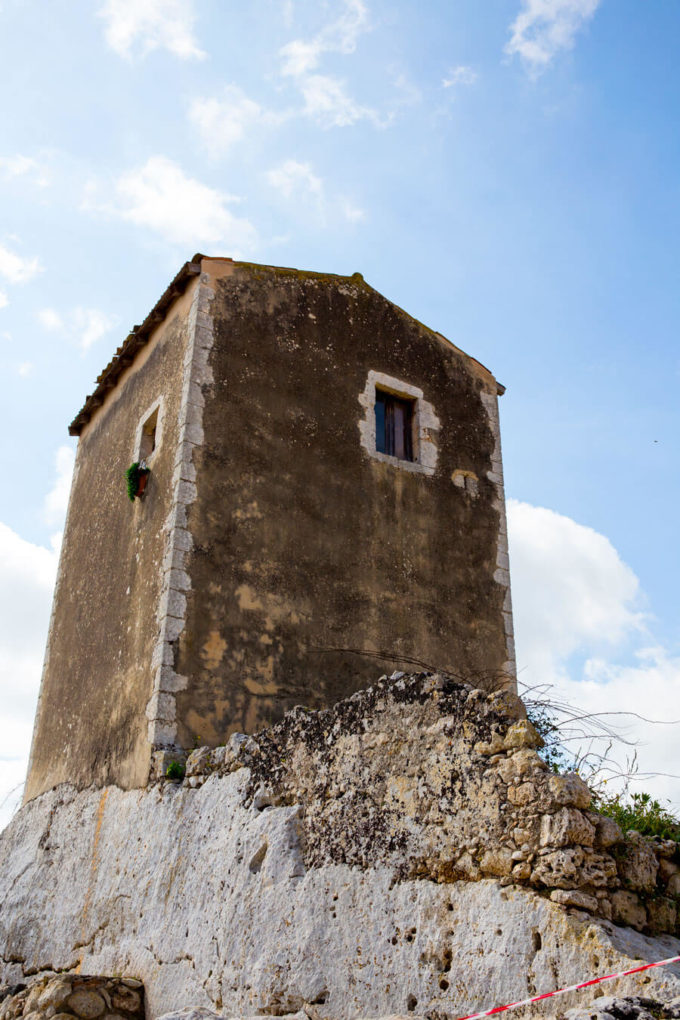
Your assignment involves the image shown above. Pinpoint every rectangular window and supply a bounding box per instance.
[139,406,159,461]
[375,390,414,461]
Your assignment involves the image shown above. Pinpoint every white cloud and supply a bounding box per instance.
[44,446,76,528]
[0,291,7,310]
[442,65,478,89]
[299,73,381,128]
[98,0,205,61]
[189,86,281,158]
[0,242,42,284]
[0,154,50,188]
[109,156,257,252]
[280,0,369,77]
[508,499,680,810]
[17,361,32,377]
[0,522,59,830]
[75,308,117,351]
[267,160,323,201]
[508,500,644,684]
[506,0,601,75]
[38,306,117,352]
[279,0,382,128]
[342,200,365,223]
[266,160,364,224]
[38,308,63,332]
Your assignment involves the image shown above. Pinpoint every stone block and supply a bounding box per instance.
[479,848,514,877]
[593,815,623,848]
[611,890,647,930]
[540,808,596,849]
[617,833,659,892]
[146,691,176,723]
[67,990,106,1019]
[550,888,598,912]
[503,720,543,750]
[186,746,214,776]
[531,847,585,888]
[547,773,592,810]
[646,896,677,933]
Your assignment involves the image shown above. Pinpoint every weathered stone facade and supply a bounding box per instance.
[3,675,679,1020]
[25,257,515,801]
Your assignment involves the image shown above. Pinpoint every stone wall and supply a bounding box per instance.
[0,976,143,1020]
[2,674,679,1020]
[169,672,680,937]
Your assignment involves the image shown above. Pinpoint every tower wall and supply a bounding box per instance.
[24,281,197,801]
[170,260,514,748]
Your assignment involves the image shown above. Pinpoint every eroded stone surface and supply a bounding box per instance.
[2,676,679,1020]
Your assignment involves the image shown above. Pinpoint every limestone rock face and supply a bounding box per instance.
[1,675,679,1020]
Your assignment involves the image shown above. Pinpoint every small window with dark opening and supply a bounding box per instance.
[375,390,414,461]
[139,407,158,461]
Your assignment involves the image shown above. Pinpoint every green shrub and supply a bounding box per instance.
[525,698,680,845]
[595,790,680,843]
[165,761,185,781]
[525,703,576,774]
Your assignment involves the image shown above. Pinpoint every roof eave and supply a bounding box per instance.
[68,256,204,437]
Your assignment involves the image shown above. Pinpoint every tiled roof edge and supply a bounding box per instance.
[68,254,205,437]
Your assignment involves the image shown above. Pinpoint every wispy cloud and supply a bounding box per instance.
[280,0,369,76]
[189,86,283,158]
[267,160,324,201]
[442,65,478,89]
[0,243,42,285]
[98,0,205,61]
[298,73,382,127]
[16,362,32,378]
[0,292,7,310]
[0,155,50,188]
[38,306,117,352]
[88,156,257,253]
[266,159,364,225]
[279,0,383,128]
[342,200,365,223]
[506,0,601,76]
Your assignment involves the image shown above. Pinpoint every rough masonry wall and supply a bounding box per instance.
[180,672,680,935]
[24,284,196,800]
[3,675,679,1020]
[174,261,510,747]
[0,975,144,1020]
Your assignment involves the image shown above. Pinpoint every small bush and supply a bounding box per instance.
[525,703,576,774]
[165,761,185,781]
[595,790,680,843]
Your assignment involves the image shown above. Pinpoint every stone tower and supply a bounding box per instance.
[24,256,515,802]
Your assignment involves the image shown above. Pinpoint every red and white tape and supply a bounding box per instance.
[457,954,680,1020]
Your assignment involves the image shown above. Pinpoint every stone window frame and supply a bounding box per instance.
[134,397,164,466]
[358,370,440,476]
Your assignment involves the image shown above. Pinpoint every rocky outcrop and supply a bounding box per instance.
[1,675,679,1020]
[171,672,679,935]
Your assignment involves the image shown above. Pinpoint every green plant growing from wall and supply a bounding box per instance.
[523,681,680,845]
[125,462,150,501]
[165,761,185,781]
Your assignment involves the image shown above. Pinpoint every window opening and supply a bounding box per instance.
[375,390,414,461]
[139,407,159,461]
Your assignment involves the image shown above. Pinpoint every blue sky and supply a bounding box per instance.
[1,0,679,824]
